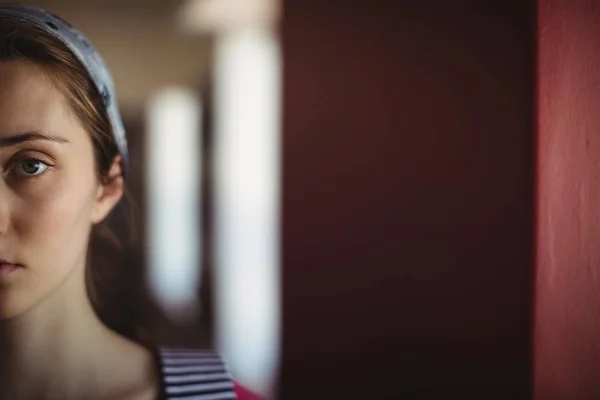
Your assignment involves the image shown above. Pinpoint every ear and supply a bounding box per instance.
[91,155,124,225]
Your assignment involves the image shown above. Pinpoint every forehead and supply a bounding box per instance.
[0,61,79,138]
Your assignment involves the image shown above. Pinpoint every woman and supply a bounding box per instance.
[0,4,259,399]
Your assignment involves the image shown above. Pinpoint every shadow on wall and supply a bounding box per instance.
[281,1,535,399]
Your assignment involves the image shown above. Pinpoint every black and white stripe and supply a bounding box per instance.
[158,347,237,400]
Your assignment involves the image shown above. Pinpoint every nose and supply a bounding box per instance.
[0,182,13,236]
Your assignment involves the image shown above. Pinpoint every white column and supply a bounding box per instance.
[212,27,282,397]
[146,88,203,325]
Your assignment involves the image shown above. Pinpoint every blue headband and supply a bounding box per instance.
[0,3,129,177]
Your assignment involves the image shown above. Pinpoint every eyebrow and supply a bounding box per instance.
[0,131,70,147]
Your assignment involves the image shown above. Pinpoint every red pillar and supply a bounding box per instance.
[534,0,600,398]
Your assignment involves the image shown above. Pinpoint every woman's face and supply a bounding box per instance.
[0,61,122,319]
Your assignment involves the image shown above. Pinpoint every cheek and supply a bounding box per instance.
[0,178,97,319]
[13,176,96,265]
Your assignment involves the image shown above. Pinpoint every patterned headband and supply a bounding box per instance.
[0,3,129,177]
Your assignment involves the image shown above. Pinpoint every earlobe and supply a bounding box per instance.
[91,156,124,225]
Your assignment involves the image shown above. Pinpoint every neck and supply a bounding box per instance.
[0,263,116,399]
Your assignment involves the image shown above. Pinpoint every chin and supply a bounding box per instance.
[0,286,42,321]
[0,299,30,320]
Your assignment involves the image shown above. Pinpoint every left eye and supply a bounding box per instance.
[14,159,50,177]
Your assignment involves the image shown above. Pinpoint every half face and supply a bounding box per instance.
[0,60,111,319]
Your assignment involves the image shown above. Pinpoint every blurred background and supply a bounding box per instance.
[10,1,600,399]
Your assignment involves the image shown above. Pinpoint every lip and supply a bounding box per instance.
[0,262,22,278]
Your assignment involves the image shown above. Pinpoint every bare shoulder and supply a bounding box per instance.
[121,382,160,400]
[102,335,161,400]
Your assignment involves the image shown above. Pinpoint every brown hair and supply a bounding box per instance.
[0,17,150,343]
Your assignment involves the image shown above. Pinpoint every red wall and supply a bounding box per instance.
[282,1,535,398]
[534,1,600,398]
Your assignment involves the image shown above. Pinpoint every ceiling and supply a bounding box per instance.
[15,0,185,11]
[3,0,213,108]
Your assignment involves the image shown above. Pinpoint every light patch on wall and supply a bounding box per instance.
[177,0,280,33]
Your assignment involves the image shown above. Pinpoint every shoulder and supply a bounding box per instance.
[102,335,161,400]
[155,347,263,400]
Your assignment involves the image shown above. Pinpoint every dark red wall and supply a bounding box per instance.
[282,1,535,399]
[534,1,600,398]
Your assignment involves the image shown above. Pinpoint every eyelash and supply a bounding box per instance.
[10,157,53,180]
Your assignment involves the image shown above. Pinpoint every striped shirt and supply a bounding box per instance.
[156,347,237,400]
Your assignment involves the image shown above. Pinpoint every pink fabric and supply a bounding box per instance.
[234,382,263,400]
